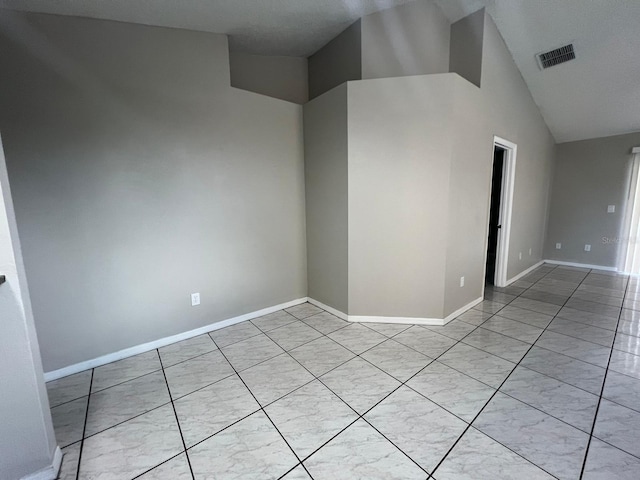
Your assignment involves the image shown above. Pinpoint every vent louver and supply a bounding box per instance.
[537,44,575,69]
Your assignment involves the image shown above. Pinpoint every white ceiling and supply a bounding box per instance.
[0,0,416,57]
[435,0,640,143]
[1,0,639,142]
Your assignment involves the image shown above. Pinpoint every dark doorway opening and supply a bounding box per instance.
[485,147,505,286]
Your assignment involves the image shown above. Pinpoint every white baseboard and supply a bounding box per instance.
[21,446,62,480]
[44,291,489,382]
[44,297,308,381]
[443,296,484,323]
[348,315,448,326]
[505,261,545,285]
[306,298,349,321]
[308,297,482,326]
[544,260,617,272]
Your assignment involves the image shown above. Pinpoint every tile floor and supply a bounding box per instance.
[48,265,640,479]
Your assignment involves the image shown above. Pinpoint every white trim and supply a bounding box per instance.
[505,261,545,285]
[308,296,482,326]
[349,315,447,326]
[544,260,617,272]
[44,297,308,381]
[306,298,349,321]
[21,447,62,480]
[442,296,484,323]
[46,292,487,382]
[493,136,518,288]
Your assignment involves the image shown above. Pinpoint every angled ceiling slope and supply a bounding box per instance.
[0,0,416,57]
[436,0,640,142]
[3,0,639,142]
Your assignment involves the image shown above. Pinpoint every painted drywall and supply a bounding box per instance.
[443,76,493,315]
[230,52,308,104]
[0,11,306,372]
[361,0,450,80]
[348,75,454,318]
[305,8,556,320]
[303,84,349,313]
[0,137,58,479]
[449,8,484,88]
[479,14,556,284]
[308,20,362,100]
[545,132,640,268]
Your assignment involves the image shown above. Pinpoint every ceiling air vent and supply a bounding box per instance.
[536,44,575,70]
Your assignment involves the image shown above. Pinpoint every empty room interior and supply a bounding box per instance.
[2,0,640,479]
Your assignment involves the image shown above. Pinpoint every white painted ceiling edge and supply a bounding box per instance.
[1,0,639,142]
[435,0,640,143]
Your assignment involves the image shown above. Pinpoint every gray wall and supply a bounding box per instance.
[449,8,484,88]
[444,76,492,314]
[0,136,58,479]
[230,52,308,104]
[308,20,362,100]
[479,14,556,283]
[305,8,556,320]
[361,0,450,80]
[545,132,640,267]
[303,85,349,313]
[348,75,453,318]
[351,11,556,318]
[0,11,307,372]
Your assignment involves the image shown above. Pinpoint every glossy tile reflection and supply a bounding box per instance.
[45,265,640,480]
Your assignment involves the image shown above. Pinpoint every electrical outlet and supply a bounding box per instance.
[585,244,591,252]
[191,292,201,306]
[608,205,616,213]
[556,243,562,250]
[529,248,532,256]
[460,276,465,287]
[519,252,522,260]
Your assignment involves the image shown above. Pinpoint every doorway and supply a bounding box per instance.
[486,147,505,285]
[619,146,640,274]
[485,136,517,288]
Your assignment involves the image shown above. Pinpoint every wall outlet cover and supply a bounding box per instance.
[584,244,591,252]
[556,243,562,249]
[460,276,465,287]
[191,293,201,306]
[608,205,616,213]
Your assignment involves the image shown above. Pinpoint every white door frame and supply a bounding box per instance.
[493,136,517,288]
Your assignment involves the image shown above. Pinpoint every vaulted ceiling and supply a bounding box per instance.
[0,0,416,57]
[435,0,640,142]
[1,0,639,142]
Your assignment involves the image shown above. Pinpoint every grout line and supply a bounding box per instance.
[277,303,542,476]
[210,335,318,480]
[431,264,588,478]
[74,368,94,480]
[579,276,632,478]
[89,367,165,395]
[130,452,188,479]
[156,349,196,480]
[282,345,433,476]
[59,271,640,479]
